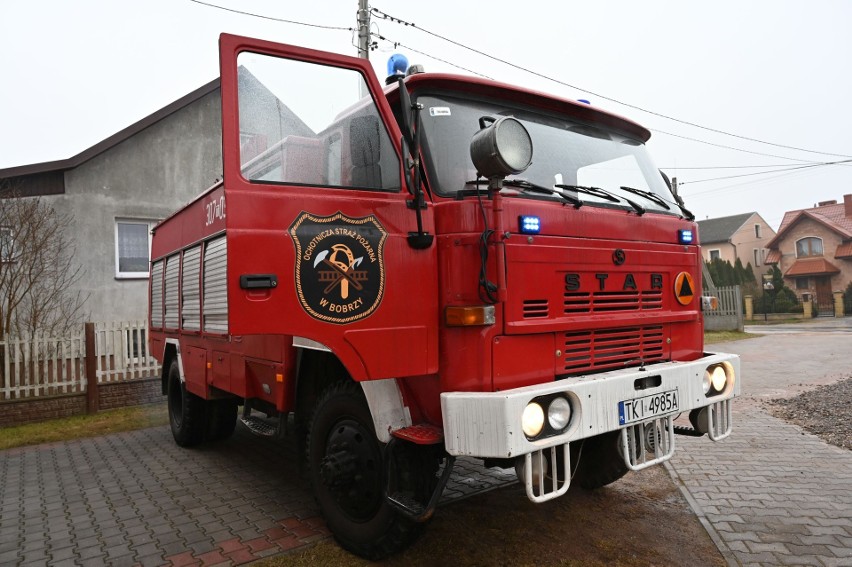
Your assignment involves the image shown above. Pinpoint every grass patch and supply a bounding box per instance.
[704,330,756,344]
[0,403,168,451]
[744,317,808,325]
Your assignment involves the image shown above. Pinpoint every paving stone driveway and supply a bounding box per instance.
[669,324,852,566]
[2,321,850,566]
[0,423,514,566]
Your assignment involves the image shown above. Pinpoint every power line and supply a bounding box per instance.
[678,159,852,185]
[684,166,830,198]
[371,6,852,160]
[652,128,820,163]
[659,164,813,170]
[188,0,354,31]
[369,32,492,79]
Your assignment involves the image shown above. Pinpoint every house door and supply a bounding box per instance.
[218,34,439,380]
[814,277,834,317]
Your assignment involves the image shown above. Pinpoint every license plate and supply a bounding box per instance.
[619,390,679,425]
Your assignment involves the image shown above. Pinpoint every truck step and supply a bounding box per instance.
[240,415,278,437]
[387,491,426,518]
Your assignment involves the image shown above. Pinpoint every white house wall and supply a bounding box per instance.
[59,90,223,323]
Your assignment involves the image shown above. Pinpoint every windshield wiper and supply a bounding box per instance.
[465,179,582,208]
[618,186,671,210]
[555,184,646,215]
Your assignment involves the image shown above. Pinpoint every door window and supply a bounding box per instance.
[236,52,400,192]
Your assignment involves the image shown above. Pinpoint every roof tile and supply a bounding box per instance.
[784,257,842,277]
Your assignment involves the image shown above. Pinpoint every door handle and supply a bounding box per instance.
[239,274,278,289]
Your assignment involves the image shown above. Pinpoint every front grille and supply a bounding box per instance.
[564,290,662,314]
[561,326,665,375]
[522,299,549,318]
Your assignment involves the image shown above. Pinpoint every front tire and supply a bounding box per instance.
[167,360,206,447]
[306,381,426,559]
[571,431,630,490]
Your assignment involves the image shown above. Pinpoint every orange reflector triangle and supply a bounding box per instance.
[674,272,695,305]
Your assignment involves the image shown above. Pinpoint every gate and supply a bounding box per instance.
[703,285,743,331]
[814,277,835,317]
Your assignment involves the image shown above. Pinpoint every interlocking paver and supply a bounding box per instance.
[669,328,852,567]
[4,325,849,566]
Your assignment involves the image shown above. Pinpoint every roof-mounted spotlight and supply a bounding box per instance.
[470,117,533,190]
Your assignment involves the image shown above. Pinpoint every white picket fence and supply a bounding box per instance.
[0,320,160,400]
[93,320,160,383]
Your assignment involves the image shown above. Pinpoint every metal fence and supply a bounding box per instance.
[0,320,160,401]
[704,285,743,332]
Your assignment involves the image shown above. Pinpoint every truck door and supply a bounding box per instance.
[218,34,438,380]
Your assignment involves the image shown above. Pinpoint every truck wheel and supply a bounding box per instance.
[206,399,238,441]
[167,360,206,447]
[571,431,630,490]
[306,381,425,559]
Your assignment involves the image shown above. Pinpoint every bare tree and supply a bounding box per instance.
[0,181,89,339]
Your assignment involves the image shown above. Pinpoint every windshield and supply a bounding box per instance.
[417,94,674,212]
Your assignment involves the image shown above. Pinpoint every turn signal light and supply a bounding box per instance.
[445,305,496,327]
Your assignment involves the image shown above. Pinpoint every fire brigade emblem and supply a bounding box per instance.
[289,212,387,324]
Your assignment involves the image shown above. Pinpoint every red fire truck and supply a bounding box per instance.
[149,33,740,558]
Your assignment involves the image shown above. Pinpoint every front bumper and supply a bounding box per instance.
[440,351,740,459]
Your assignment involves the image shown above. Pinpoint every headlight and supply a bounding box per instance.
[703,363,734,397]
[711,366,727,391]
[522,402,545,438]
[547,397,572,431]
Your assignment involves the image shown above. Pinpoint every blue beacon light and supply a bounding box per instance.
[678,229,694,245]
[519,215,541,234]
[387,54,409,77]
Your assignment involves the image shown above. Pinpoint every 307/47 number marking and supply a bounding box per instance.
[205,196,226,226]
[618,390,679,425]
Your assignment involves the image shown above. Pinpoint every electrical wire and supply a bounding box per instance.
[660,164,820,170]
[188,0,850,191]
[651,128,822,164]
[677,159,852,185]
[371,7,852,160]
[188,0,354,31]
[369,32,492,79]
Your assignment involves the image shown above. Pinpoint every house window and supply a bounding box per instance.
[754,224,761,238]
[795,237,823,258]
[115,220,155,278]
[709,249,721,261]
[795,277,809,290]
[0,227,17,263]
[753,248,761,267]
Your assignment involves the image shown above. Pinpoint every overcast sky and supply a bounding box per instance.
[2,0,850,230]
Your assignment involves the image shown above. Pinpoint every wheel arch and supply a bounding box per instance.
[161,339,183,395]
[293,339,411,443]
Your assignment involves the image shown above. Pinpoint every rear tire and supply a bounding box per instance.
[206,399,238,441]
[167,360,206,447]
[571,431,630,490]
[306,381,429,559]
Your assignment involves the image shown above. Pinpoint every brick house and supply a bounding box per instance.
[697,212,776,270]
[764,194,852,310]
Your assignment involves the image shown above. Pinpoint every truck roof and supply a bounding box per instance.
[385,72,652,143]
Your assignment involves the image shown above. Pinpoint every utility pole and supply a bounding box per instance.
[357,0,370,60]
[356,0,370,98]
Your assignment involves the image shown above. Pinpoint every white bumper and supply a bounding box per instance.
[441,352,740,458]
